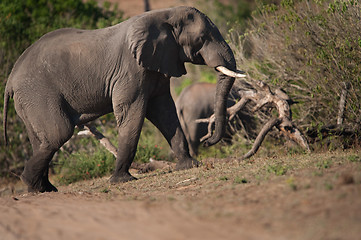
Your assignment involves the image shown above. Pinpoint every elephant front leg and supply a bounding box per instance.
[110,102,146,183]
[146,93,199,170]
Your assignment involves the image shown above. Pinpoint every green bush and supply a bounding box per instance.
[200,0,272,34]
[267,163,289,176]
[135,120,173,163]
[230,0,361,146]
[135,138,165,163]
[0,0,123,76]
[55,148,115,185]
[316,159,332,169]
[199,71,217,84]
[348,155,361,163]
[174,78,193,96]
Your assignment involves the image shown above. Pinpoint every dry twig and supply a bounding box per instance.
[78,124,117,157]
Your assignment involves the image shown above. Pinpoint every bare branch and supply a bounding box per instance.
[277,123,310,152]
[337,82,350,125]
[197,79,310,159]
[78,124,118,157]
[241,118,281,160]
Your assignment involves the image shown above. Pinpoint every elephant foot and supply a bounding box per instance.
[175,158,200,171]
[110,172,137,183]
[21,174,58,193]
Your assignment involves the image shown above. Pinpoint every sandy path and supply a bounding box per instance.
[1,153,361,240]
[0,192,265,240]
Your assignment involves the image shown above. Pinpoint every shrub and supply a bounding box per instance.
[135,138,165,163]
[348,155,361,162]
[135,120,173,163]
[200,0,271,34]
[230,0,361,143]
[267,163,289,176]
[55,148,115,185]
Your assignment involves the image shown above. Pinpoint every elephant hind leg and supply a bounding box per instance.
[183,119,201,157]
[21,122,74,192]
[17,101,75,192]
[188,139,199,158]
[21,149,58,192]
[19,118,60,192]
[178,114,198,157]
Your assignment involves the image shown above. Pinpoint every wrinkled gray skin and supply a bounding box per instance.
[176,82,241,156]
[3,7,236,192]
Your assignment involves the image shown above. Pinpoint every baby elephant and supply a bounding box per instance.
[176,82,254,156]
[3,7,246,192]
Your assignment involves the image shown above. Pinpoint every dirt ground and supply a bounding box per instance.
[1,151,361,240]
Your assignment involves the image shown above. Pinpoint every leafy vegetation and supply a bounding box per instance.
[267,163,289,176]
[134,120,172,163]
[229,0,361,149]
[234,176,248,184]
[201,0,276,34]
[55,148,115,185]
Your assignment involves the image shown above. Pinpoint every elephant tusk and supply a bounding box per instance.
[216,66,247,78]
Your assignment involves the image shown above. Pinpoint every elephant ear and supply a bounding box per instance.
[128,14,186,77]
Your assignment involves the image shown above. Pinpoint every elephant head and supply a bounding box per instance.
[128,6,246,146]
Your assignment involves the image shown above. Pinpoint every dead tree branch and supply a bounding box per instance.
[197,80,310,159]
[77,124,176,173]
[78,124,117,157]
[337,82,350,125]
[242,118,281,159]
[144,0,150,12]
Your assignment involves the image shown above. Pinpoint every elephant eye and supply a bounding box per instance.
[196,33,206,44]
[199,31,210,43]
[192,37,204,53]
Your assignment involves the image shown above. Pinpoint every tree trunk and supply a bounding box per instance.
[144,0,150,12]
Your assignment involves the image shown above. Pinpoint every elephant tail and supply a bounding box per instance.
[3,86,12,146]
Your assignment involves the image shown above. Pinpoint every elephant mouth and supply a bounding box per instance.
[215,66,247,78]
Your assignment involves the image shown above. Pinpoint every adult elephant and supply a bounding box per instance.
[176,82,254,157]
[3,6,245,192]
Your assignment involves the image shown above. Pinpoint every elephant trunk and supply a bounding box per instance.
[199,37,246,147]
[203,72,235,147]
